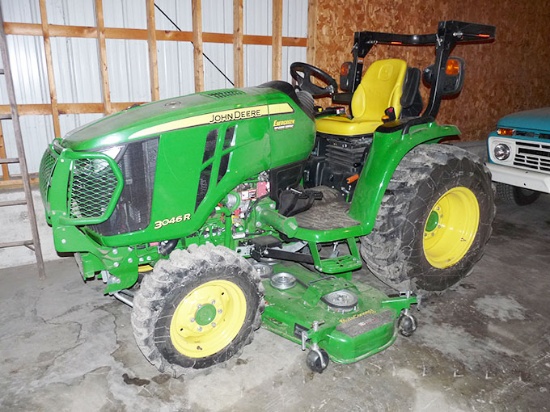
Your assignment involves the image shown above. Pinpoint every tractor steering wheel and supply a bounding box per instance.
[290,62,338,98]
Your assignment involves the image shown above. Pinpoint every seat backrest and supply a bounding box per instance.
[350,59,408,121]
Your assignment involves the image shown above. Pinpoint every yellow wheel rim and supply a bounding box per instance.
[170,280,247,358]
[423,187,479,269]
[138,264,153,273]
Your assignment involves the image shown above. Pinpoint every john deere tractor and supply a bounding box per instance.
[39,21,495,376]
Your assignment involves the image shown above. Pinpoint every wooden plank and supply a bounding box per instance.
[191,0,204,92]
[0,122,9,180]
[0,102,137,116]
[38,0,60,137]
[282,37,306,47]
[307,0,317,65]
[95,0,112,115]
[3,22,307,46]
[3,22,42,36]
[203,32,233,43]
[233,0,244,87]
[104,27,148,40]
[0,176,39,189]
[157,30,194,42]
[146,0,159,101]
[272,0,283,80]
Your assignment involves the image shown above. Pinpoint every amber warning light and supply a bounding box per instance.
[445,59,461,76]
[340,62,351,76]
[497,128,515,136]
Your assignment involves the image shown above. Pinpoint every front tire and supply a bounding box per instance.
[360,144,495,292]
[131,244,264,377]
[495,182,541,206]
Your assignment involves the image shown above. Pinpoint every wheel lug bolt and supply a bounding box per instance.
[218,309,223,314]
[212,322,216,327]
[211,300,216,305]
[197,326,203,332]
[190,318,195,323]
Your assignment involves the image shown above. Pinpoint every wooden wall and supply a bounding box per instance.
[311,0,550,140]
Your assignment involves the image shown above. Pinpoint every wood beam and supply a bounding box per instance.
[272,0,283,80]
[233,0,244,87]
[146,0,160,101]
[38,0,61,137]
[191,0,204,92]
[94,0,112,114]
[307,0,317,65]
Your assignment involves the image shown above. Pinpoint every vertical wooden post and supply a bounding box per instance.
[146,0,159,101]
[272,0,283,80]
[191,0,204,92]
[0,123,9,180]
[38,0,61,137]
[94,0,112,114]
[233,0,244,87]
[306,0,317,66]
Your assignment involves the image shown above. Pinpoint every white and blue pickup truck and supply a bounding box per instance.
[487,107,550,205]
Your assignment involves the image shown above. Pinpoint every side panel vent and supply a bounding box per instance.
[203,130,218,163]
[204,90,246,99]
[196,165,212,210]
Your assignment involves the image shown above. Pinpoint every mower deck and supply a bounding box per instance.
[260,261,416,364]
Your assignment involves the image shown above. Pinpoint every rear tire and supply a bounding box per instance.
[360,144,495,292]
[131,244,264,377]
[495,182,540,206]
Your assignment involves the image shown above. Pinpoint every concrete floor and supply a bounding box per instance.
[1,195,550,412]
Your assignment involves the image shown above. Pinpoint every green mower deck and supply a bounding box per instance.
[261,261,417,365]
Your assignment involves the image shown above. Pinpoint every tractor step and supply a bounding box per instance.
[294,197,359,230]
[312,253,362,273]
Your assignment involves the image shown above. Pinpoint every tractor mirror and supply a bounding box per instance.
[423,57,465,96]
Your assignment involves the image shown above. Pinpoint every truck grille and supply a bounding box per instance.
[39,149,57,200]
[513,141,550,173]
[69,158,119,219]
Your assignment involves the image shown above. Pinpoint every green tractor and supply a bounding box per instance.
[39,21,495,376]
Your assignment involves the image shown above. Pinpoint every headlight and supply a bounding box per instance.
[494,143,511,161]
[98,145,124,160]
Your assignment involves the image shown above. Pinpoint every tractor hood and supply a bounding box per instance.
[497,107,550,133]
[61,85,292,152]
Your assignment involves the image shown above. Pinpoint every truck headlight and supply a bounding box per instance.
[494,143,511,161]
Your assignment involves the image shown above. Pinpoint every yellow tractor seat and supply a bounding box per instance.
[316,59,408,136]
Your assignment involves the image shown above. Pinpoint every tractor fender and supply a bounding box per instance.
[349,121,460,230]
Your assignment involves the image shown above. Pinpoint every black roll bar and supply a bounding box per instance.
[349,21,496,119]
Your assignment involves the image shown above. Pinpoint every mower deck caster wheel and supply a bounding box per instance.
[398,312,417,337]
[306,348,329,373]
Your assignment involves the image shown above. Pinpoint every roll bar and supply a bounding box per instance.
[347,21,496,119]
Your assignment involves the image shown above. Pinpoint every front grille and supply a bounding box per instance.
[69,158,119,219]
[39,149,57,199]
[90,138,158,236]
[513,141,550,172]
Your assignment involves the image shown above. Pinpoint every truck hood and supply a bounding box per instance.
[498,107,550,132]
